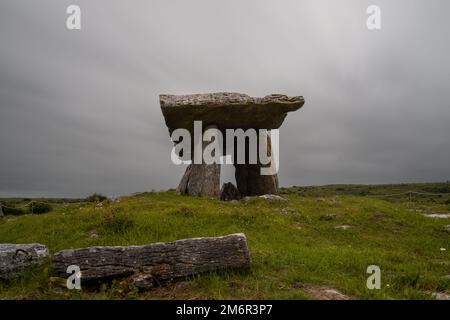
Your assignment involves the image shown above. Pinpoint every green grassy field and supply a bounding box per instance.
[0,183,449,300]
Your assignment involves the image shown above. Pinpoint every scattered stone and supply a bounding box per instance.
[302,285,351,300]
[259,194,288,203]
[423,213,450,219]
[433,292,450,300]
[86,230,98,240]
[129,272,155,290]
[279,208,301,216]
[220,182,241,201]
[328,198,337,206]
[292,222,303,230]
[334,225,351,230]
[0,243,49,280]
[320,213,337,221]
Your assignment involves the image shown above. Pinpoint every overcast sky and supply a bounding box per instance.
[1,0,449,197]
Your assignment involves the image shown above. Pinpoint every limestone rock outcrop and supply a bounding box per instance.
[0,243,49,279]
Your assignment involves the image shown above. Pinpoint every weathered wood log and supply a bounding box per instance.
[0,243,49,280]
[52,233,250,288]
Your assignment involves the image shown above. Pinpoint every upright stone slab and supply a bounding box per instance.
[176,125,221,198]
[234,130,279,195]
[177,163,221,198]
[160,92,304,198]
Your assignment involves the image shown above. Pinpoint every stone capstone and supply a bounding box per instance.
[160,92,304,134]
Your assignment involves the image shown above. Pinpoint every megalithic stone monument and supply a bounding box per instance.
[160,92,304,198]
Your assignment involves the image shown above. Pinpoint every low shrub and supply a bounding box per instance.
[29,202,52,214]
[86,193,109,203]
[1,206,26,216]
[100,207,134,234]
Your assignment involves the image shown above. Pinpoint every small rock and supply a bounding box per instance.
[279,208,301,216]
[302,285,350,300]
[87,230,98,239]
[259,194,288,203]
[328,198,337,206]
[0,206,4,217]
[423,213,450,219]
[220,183,241,201]
[129,272,155,290]
[334,225,351,230]
[433,292,450,300]
[0,243,49,279]
[320,213,337,221]
[292,222,303,230]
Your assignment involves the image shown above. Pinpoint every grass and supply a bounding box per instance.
[0,183,449,300]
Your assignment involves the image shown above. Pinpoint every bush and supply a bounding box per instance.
[86,193,109,203]
[29,202,52,214]
[1,206,26,216]
[100,208,134,234]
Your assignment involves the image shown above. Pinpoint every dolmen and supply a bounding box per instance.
[160,92,304,198]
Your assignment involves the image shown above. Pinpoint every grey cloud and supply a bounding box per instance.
[1,0,449,197]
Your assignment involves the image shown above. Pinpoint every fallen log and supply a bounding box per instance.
[53,233,250,288]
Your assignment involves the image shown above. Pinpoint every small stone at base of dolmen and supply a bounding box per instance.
[259,194,288,203]
[220,182,241,201]
[0,243,49,280]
